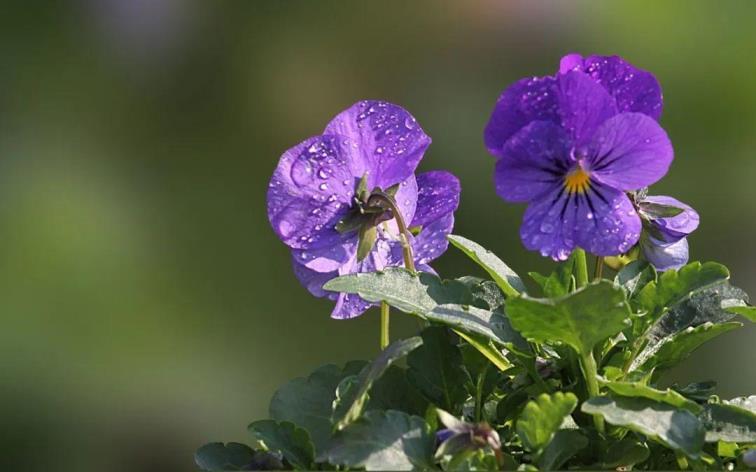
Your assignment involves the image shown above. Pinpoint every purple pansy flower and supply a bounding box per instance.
[637,195,699,271]
[267,100,460,319]
[484,54,673,260]
[434,409,501,460]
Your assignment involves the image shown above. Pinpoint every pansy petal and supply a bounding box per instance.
[267,135,356,249]
[587,113,673,190]
[643,195,699,242]
[413,213,455,265]
[292,258,337,298]
[557,71,618,146]
[392,174,419,229]
[324,100,431,189]
[292,236,356,273]
[642,236,689,271]
[581,55,663,121]
[519,184,578,261]
[411,171,461,227]
[483,76,560,157]
[558,53,584,74]
[494,121,572,202]
[332,292,372,320]
[574,183,641,256]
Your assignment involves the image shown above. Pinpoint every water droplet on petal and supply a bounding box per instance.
[290,156,314,186]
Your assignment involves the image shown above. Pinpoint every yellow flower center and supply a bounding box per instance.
[564,167,591,194]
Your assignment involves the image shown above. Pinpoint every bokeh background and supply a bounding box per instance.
[1,1,755,470]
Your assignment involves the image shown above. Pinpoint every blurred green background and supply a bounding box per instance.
[1,1,755,470]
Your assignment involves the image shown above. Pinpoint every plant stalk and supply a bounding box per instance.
[380,301,390,350]
[574,248,589,288]
[594,255,604,281]
[579,351,605,434]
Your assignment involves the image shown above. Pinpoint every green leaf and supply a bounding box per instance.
[248,420,315,469]
[324,268,473,316]
[322,410,434,471]
[632,321,742,372]
[364,365,429,416]
[334,336,423,429]
[648,282,747,341]
[726,305,756,322]
[427,304,530,354]
[673,381,718,402]
[542,253,576,298]
[458,277,506,311]
[600,380,702,413]
[636,261,730,323]
[516,392,578,452]
[324,269,530,355]
[615,260,657,300]
[455,331,513,372]
[601,439,650,468]
[538,429,588,470]
[582,395,705,458]
[447,234,526,297]
[195,442,263,471]
[700,402,756,443]
[269,361,366,453]
[357,224,378,261]
[407,327,470,413]
[506,281,631,356]
[639,201,686,218]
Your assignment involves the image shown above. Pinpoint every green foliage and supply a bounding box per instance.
[700,401,756,443]
[195,442,284,471]
[407,327,470,414]
[248,420,315,469]
[516,392,578,452]
[506,281,631,357]
[538,429,588,470]
[321,410,434,471]
[446,234,526,297]
[333,336,423,429]
[202,237,755,470]
[582,395,705,458]
[269,362,366,453]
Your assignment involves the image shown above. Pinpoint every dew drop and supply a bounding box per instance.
[290,156,314,186]
[319,183,329,191]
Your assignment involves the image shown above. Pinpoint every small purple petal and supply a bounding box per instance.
[292,258,338,299]
[643,195,699,242]
[557,71,618,146]
[587,113,673,191]
[392,174,419,229]
[494,121,572,202]
[483,76,560,157]
[324,100,431,189]
[411,171,461,227]
[519,184,578,261]
[580,55,663,121]
[413,213,455,265]
[436,429,455,443]
[267,135,355,249]
[332,292,372,319]
[558,53,584,74]
[573,183,641,256]
[642,236,689,271]
[292,237,356,273]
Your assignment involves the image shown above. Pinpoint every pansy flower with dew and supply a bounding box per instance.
[636,194,699,271]
[267,101,460,319]
[484,54,673,260]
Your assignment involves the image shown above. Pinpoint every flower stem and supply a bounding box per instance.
[574,248,589,288]
[594,256,604,281]
[579,351,605,433]
[380,301,390,350]
[369,191,416,274]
